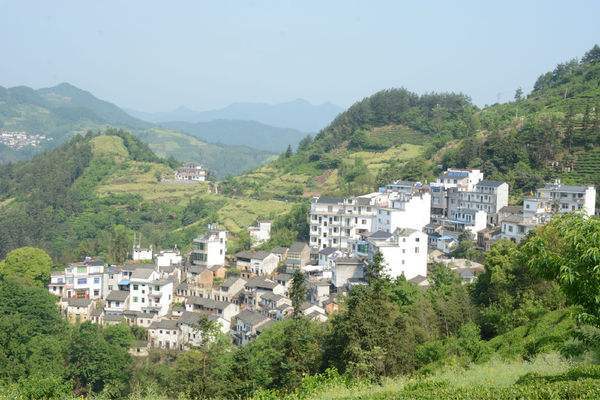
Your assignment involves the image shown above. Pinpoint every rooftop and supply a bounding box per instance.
[105,290,130,302]
[149,319,179,330]
[236,310,270,327]
[476,180,506,188]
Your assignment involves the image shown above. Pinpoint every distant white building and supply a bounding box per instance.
[190,227,227,267]
[49,257,105,299]
[235,251,279,277]
[128,268,174,317]
[156,249,183,268]
[331,257,365,289]
[531,181,596,217]
[372,191,431,233]
[248,221,272,245]
[447,180,509,225]
[358,228,428,280]
[448,208,487,237]
[175,163,207,182]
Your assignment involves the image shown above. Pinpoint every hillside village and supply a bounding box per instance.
[46,165,597,352]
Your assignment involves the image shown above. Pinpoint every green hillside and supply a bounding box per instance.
[0,131,291,261]
[226,45,600,202]
[0,83,273,176]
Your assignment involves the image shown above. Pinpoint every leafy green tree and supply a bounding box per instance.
[514,87,524,101]
[107,225,131,264]
[0,246,52,287]
[289,269,307,318]
[365,251,385,283]
[68,322,132,395]
[103,323,135,349]
[521,214,600,325]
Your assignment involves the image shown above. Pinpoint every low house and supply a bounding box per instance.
[273,272,293,292]
[175,163,207,182]
[286,242,310,269]
[259,292,292,320]
[243,277,285,309]
[318,247,344,270]
[271,246,288,263]
[248,220,272,245]
[148,319,180,350]
[300,303,328,322]
[105,290,129,313]
[309,279,331,306]
[156,249,183,268]
[63,298,94,323]
[408,275,430,287]
[235,251,279,277]
[232,310,272,345]
[129,340,149,357]
[185,296,240,322]
[332,257,365,289]
[212,276,247,303]
[208,264,227,280]
[187,265,214,287]
[500,214,538,243]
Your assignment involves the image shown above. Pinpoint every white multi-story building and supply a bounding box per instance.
[357,228,428,280]
[309,196,378,250]
[430,169,484,218]
[372,191,431,233]
[49,257,105,299]
[310,187,431,251]
[448,208,487,237]
[448,180,509,224]
[331,257,365,289]
[190,227,227,267]
[129,268,174,317]
[435,168,483,191]
[531,181,596,216]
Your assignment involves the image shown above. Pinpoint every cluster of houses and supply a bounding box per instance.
[308,168,596,289]
[48,227,328,350]
[174,162,207,183]
[47,167,596,353]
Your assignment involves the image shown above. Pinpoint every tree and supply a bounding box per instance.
[0,246,52,287]
[297,135,313,152]
[107,225,131,264]
[582,44,600,64]
[365,251,385,283]
[284,145,293,158]
[521,214,600,325]
[289,269,307,318]
[514,87,523,101]
[68,322,132,395]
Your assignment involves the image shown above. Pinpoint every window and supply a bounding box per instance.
[133,284,139,290]
[415,247,419,253]
[93,277,100,284]
[415,237,420,242]
[77,278,87,285]
[141,298,145,303]
[133,297,138,303]
[93,289,99,296]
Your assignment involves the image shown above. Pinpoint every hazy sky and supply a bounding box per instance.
[1,0,599,112]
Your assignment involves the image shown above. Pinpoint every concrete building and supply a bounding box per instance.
[235,251,279,277]
[372,191,431,233]
[248,221,272,245]
[331,257,365,289]
[232,310,272,345]
[128,268,174,317]
[531,181,596,217]
[49,257,105,299]
[175,163,207,182]
[358,228,428,280]
[190,227,227,267]
[156,249,183,268]
[286,242,311,269]
[448,180,509,224]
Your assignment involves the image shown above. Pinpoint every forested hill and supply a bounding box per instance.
[0,83,274,176]
[0,130,294,261]
[224,45,600,201]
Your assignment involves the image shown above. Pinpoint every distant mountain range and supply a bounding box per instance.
[0,83,274,177]
[160,119,307,153]
[125,99,343,133]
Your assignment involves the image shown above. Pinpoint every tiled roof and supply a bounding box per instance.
[236,310,270,327]
[105,290,129,302]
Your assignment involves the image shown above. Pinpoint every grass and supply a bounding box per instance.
[91,135,129,161]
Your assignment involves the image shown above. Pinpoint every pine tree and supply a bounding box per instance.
[289,269,307,318]
[284,144,293,158]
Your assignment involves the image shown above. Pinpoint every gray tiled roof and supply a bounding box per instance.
[105,290,129,302]
[476,180,506,188]
[149,319,179,330]
[236,310,270,327]
[66,298,92,307]
[187,296,232,310]
[130,267,155,280]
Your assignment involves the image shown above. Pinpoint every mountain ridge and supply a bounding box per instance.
[125,98,343,132]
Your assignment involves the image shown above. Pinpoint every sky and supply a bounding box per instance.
[1,0,599,112]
